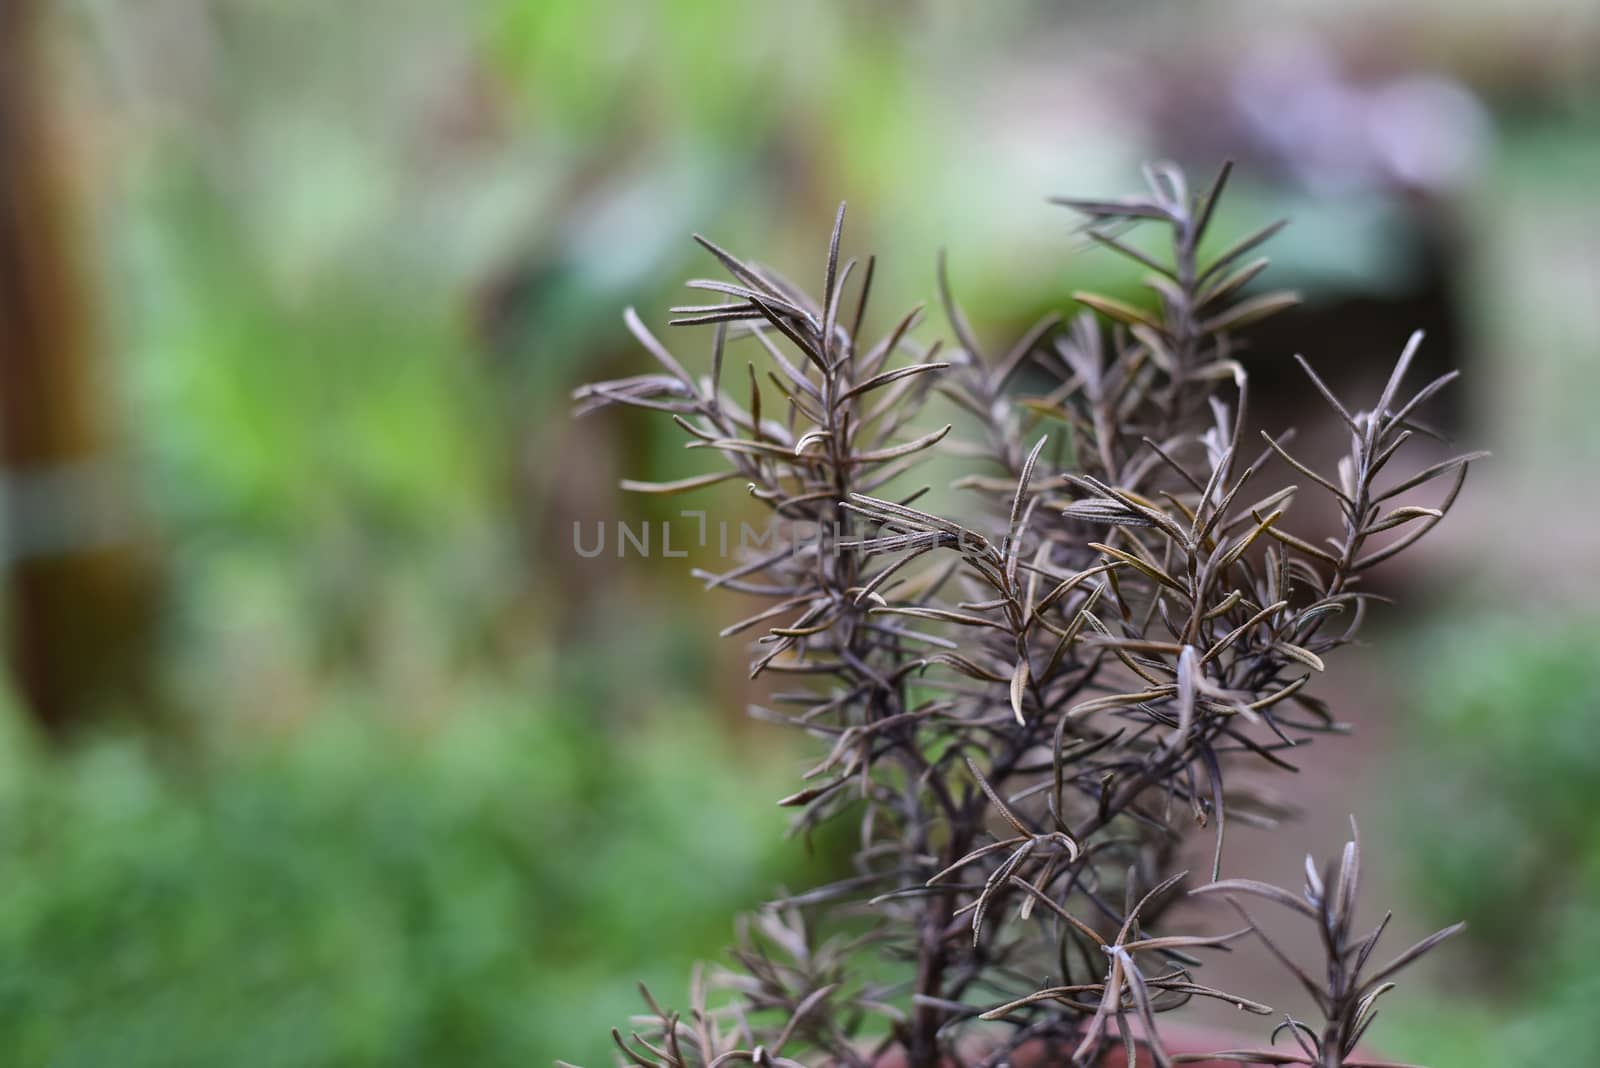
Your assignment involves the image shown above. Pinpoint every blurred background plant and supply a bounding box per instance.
[0,0,1595,1065]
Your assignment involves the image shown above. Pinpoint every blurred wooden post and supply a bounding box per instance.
[0,0,158,736]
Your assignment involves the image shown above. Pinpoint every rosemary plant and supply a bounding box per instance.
[570,164,1477,1068]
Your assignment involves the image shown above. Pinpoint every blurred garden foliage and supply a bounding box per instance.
[1386,616,1600,1067]
[0,680,803,1068]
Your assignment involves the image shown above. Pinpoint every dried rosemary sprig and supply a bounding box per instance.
[1187,824,1464,1068]
[570,163,1474,1068]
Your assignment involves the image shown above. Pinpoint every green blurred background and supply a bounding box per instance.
[0,1,1596,1064]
